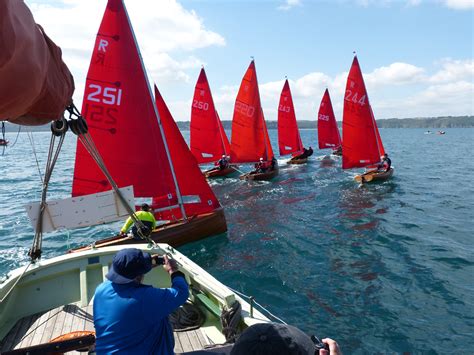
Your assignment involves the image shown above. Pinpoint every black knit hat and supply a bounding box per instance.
[230,323,315,355]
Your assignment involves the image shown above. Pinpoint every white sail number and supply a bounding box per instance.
[318,114,330,121]
[278,105,291,113]
[344,90,366,106]
[192,100,209,111]
[87,84,122,106]
[235,101,255,117]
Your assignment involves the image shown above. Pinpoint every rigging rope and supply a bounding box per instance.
[29,122,67,261]
[169,301,205,332]
[65,103,156,246]
[226,286,287,324]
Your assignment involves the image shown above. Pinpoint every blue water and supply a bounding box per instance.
[1,128,473,353]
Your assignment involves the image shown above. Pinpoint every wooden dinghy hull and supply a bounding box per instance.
[0,244,269,354]
[240,168,279,181]
[204,165,239,178]
[69,208,227,253]
[286,157,308,165]
[355,168,394,183]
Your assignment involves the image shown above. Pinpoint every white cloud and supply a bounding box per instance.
[429,58,474,83]
[365,62,426,87]
[441,0,474,10]
[277,0,302,11]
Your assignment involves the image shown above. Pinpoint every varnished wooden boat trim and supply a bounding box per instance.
[69,208,227,253]
[204,165,239,178]
[286,157,308,165]
[239,168,279,181]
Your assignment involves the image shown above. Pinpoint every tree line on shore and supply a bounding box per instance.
[3,116,473,132]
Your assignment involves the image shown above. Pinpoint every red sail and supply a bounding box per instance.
[342,56,382,169]
[190,68,230,164]
[277,80,303,156]
[230,60,274,162]
[317,89,341,150]
[217,112,231,156]
[153,85,221,220]
[371,106,385,156]
[72,0,175,200]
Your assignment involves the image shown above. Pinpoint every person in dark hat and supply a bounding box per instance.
[377,153,391,172]
[93,248,188,355]
[120,203,156,240]
[230,323,341,355]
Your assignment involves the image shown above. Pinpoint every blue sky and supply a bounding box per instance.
[27,0,473,121]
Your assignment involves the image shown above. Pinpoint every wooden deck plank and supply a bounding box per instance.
[60,305,76,336]
[187,328,205,349]
[178,331,194,352]
[84,304,95,332]
[29,309,52,347]
[50,306,68,340]
[17,312,42,349]
[40,306,63,343]
[173,331,183,353]
[70,306,85,333]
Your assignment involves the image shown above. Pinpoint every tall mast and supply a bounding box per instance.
[122,0,187,219]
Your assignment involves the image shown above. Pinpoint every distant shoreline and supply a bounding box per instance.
[3,115,473,132]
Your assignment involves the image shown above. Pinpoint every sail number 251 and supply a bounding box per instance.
[87,84,122,106]
[344,90,366,106]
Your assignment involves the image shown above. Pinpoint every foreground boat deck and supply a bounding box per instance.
[0,303,212,354]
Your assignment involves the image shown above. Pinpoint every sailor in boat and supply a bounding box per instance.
[119,203,156,240]
[251,157,268,174]
[230,323,342,355]
[377,153,391,172]
[271,156,278,170]
[217,154,230,170]
[333,146,342,156]
[94,248,188,354]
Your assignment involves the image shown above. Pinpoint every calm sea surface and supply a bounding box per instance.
[0,128,473,353]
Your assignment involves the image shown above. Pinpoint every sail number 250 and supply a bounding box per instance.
[87,84,122,106]
[192,100,209,111]
[344,90,366,106]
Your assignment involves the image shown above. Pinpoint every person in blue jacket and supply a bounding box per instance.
[93,248,189,354]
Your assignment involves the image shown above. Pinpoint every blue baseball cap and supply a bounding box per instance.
[106,248,152,284]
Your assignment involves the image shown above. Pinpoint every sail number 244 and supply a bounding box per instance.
[344,90,366,106]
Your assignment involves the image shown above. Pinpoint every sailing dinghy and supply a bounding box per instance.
[231,60,278,180]
[190,68,238,178]
[71,0,226,252]
[277,79,309,165]
[342,56,393,183]
[317,89,342,157]
[0,243,270,353]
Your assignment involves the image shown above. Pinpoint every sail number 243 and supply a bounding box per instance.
[344,90,366,106]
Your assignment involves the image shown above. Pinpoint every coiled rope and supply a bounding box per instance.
[169,301,205,332]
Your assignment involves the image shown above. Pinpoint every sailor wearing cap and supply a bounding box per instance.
[93,248,189,354]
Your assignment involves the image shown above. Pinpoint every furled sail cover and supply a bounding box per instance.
[0,0,74,125]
